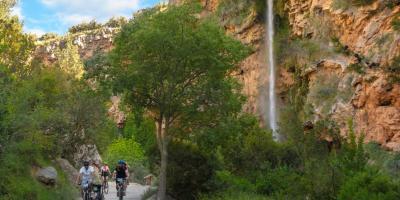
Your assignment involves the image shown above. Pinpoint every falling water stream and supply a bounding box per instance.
[266,0,279,140]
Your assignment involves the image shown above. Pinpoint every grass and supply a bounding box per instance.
[0,141,78,199]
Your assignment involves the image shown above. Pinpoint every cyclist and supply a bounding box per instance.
[91,161,103,197]
[77,161,94,198]
[113,160,129,195]
[101,163,110,183]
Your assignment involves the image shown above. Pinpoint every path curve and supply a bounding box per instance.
[104,182,149,200]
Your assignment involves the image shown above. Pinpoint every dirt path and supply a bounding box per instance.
[104,182,149,200]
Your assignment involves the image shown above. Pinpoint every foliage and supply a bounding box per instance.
[103,137,145,168]
[123,115,156,154]
[365,142,400,178]
[308,74,340,114]
[167,142,216,200]
[108,3,249,198]
[385,0,400,9]
[332,0,377,10]
[385,56,400,83]
[201,191,272,200]
[347,63,365,74]
[56,38,84,79]
[38,32,59,41]
[0,141,78,199]
[105,17,128,28]
[68,20,102,34]
[217,0,260,26]
[338,169,400,200]
[392,15,400,31]
[0,1,34,76]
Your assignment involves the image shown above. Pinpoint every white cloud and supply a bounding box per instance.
[40,0,140,26]
[24,28,46,36]
[11,3,23,20]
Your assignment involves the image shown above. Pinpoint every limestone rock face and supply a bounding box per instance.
[36,166,58,185]
[73,144,102,168]
[34,27,118,65]
[286,0,400,65]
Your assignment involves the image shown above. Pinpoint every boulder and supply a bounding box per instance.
[57,158,79,185]
[36,166,57,185]
[73,144,102,168]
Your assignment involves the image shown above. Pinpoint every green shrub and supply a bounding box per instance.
[200,191,271,200]
[38,33,59,41]
[347,63,365,74]
[105,17,128,28]
[331,37,351,55]
[68,20,102,34]
[338,169,400,200]
[308,74,340,114]
[217,0,256,26]
[103,137,145,168]
[385,56,400,83]
[385,0,400,9]
[0,142,77,199]
[167,142,216,200]
[392,15,400,31]
[333,0,377,9]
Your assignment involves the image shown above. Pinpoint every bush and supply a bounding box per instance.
[392,15,400,31]
[167,142,216,200]
[308,74,340,114]
[385,56,400,83]
[105,17,128,28]
[200,191,271,200]
[347,63,365,74]
[333,0,377,9]
[103,137,145,169]
[217,0,256,26]
[0,142,77,199]
[338,169,400,200]
[68,20,102,34]
[38,33,59,41]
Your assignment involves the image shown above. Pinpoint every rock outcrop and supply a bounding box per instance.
[286,0,400,65]
[57,158,79,185]
[36,166,58,185]
[34,27,118,65]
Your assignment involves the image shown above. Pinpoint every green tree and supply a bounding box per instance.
[0,0,34,76]
[108,4,248,199]
[56,38,84,79]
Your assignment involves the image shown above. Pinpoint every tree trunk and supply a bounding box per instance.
[156,118,169,200]
[157,139,168,200]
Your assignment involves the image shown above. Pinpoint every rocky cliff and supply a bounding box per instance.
[35,0,400,150]
[284,0,400,150]
[197,0,400,150]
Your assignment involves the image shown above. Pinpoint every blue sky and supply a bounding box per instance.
[12,0,162,35]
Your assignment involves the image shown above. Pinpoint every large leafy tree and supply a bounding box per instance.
[109,3,248,199]
[0,0,34,76]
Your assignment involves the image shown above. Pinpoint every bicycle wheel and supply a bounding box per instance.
[84,192,90,200]
[103,181,109,194]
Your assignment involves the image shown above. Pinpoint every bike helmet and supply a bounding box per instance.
[118,160,126,165]
[83,160,90,166]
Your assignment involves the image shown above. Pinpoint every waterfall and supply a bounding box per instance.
[266,0,279,140]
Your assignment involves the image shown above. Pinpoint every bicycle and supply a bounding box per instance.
[101,177,109,194]
[116,178,126,200]
[81,181,91,200]
[92,183,104,200]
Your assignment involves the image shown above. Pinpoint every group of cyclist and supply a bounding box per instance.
[76,160,130,198]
